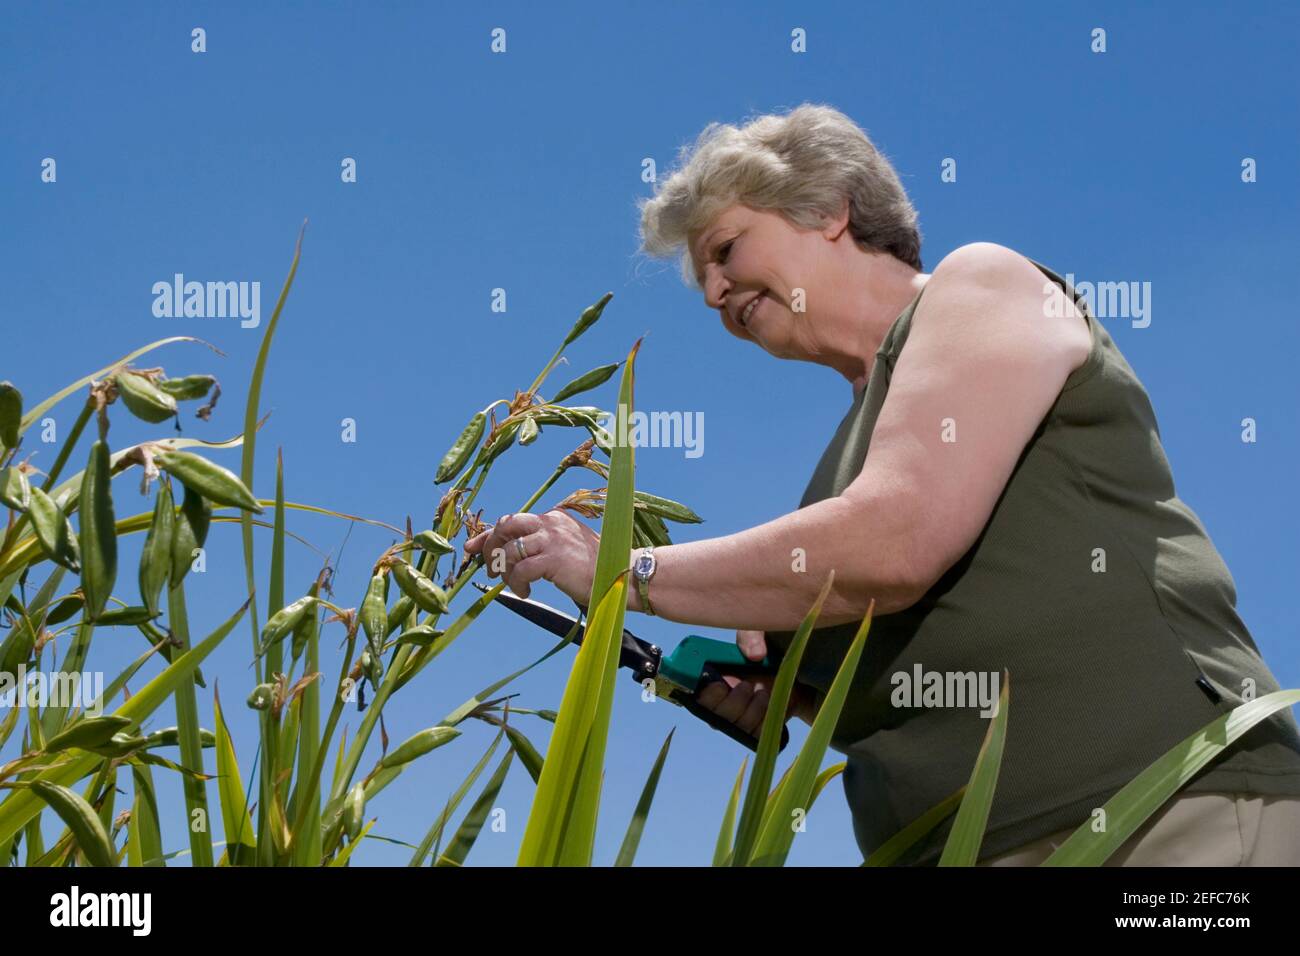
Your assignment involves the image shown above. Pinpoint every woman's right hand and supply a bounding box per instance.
[694,630,819,736]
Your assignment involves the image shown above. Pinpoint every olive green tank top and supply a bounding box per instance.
[763,259,1300,866]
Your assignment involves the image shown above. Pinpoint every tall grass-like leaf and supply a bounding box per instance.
[167,579,213,867]
[213,685,256,866]
[1042,689,1300,866]
[434,748,516,867]
[614,728,674,866]
[731,572,836,866]
[0,597,249,846]
[292,569,325,866]
[713,757,749,866]
[240,225,305,680]
[257,450,288,865]
[748,602,873,867]
[937,671,1010,867]
[516,340,641,867]
[862,786,966,867]
[515,576,628,867]
[23,815,45,866]
[39,617,94,740]
[408,727,506,866]
[127,765,164,867]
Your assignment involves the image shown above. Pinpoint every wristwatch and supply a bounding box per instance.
[632,546,657,616]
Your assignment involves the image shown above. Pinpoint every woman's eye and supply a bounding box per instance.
[718,240,733,263]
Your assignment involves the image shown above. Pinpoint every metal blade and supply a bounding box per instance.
[472,581,662,681]
[472,581,585,643]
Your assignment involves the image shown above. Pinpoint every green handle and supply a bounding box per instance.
[661,636,787,753]
[659,635,777,689]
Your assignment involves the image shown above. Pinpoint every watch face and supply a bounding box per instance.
[634,553,654,578]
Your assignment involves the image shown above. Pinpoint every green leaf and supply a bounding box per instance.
[863,786,966,867]
[213,685,257,866]
[127,765,164,867]
[731,571,836,866]
[614,728,674,866]
[409,727,506,866]
[167,579,213,867]
[749,595,873,867]
[713,757,748,866]
[434,748,515,867]
[240,224,305,682]
[1042,689,1300,866]
[518,339,641,867]
[938,671,1010,866]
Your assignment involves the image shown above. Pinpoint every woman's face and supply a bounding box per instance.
[690,203,843,364]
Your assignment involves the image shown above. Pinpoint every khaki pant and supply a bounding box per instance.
[978,792,1300,866]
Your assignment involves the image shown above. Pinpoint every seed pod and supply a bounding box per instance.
[28,486,81,572]
[0,381,22,450]
[43,715,134,754]
[384,594,415,638]
[361,644,384,685]
[258,595,318,658]
[87,732,150,758]
[169,484,211,588]
[153,450,262,514]
[343,782,365,841]
[113,371,178,424]
[359,573,387,651]
[247,683,275,711]
[518,416,540,446]
[562,292,613,347]
[483,421,520,465]
[0,466,31,512]
[550,363,619,404]
[151,727,214,748]
[532,405,602,427]
[412,530,453,556]
[389,560,449,615]
[93,605,161,627]
[633,490,703,524]
[394,624,444,648]
[138,480,175,615]
[142,726,216,749]
[379,726,460,769]
[500,724,545,783]
[30,781,118,868]
[157,374,217,401]
[290,595,318,662]
[434,412,485,484]
[78,440,118,621]
[45,593,85,626]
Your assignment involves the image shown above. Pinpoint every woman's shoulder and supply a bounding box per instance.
[920,242,1092,376]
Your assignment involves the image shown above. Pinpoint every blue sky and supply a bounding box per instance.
[2,1,1297,866]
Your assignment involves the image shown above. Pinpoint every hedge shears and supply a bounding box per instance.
[474,583,789,753]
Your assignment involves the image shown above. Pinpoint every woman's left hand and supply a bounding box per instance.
[463,509,601,605]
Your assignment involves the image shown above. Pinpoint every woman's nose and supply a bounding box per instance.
[703,270,731,310]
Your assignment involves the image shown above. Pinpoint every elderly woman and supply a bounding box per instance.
[465,104,1300,866]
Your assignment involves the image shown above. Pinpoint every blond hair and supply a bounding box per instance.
[637,103,923,288]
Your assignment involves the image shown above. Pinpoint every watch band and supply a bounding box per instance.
[633,547,657,616]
